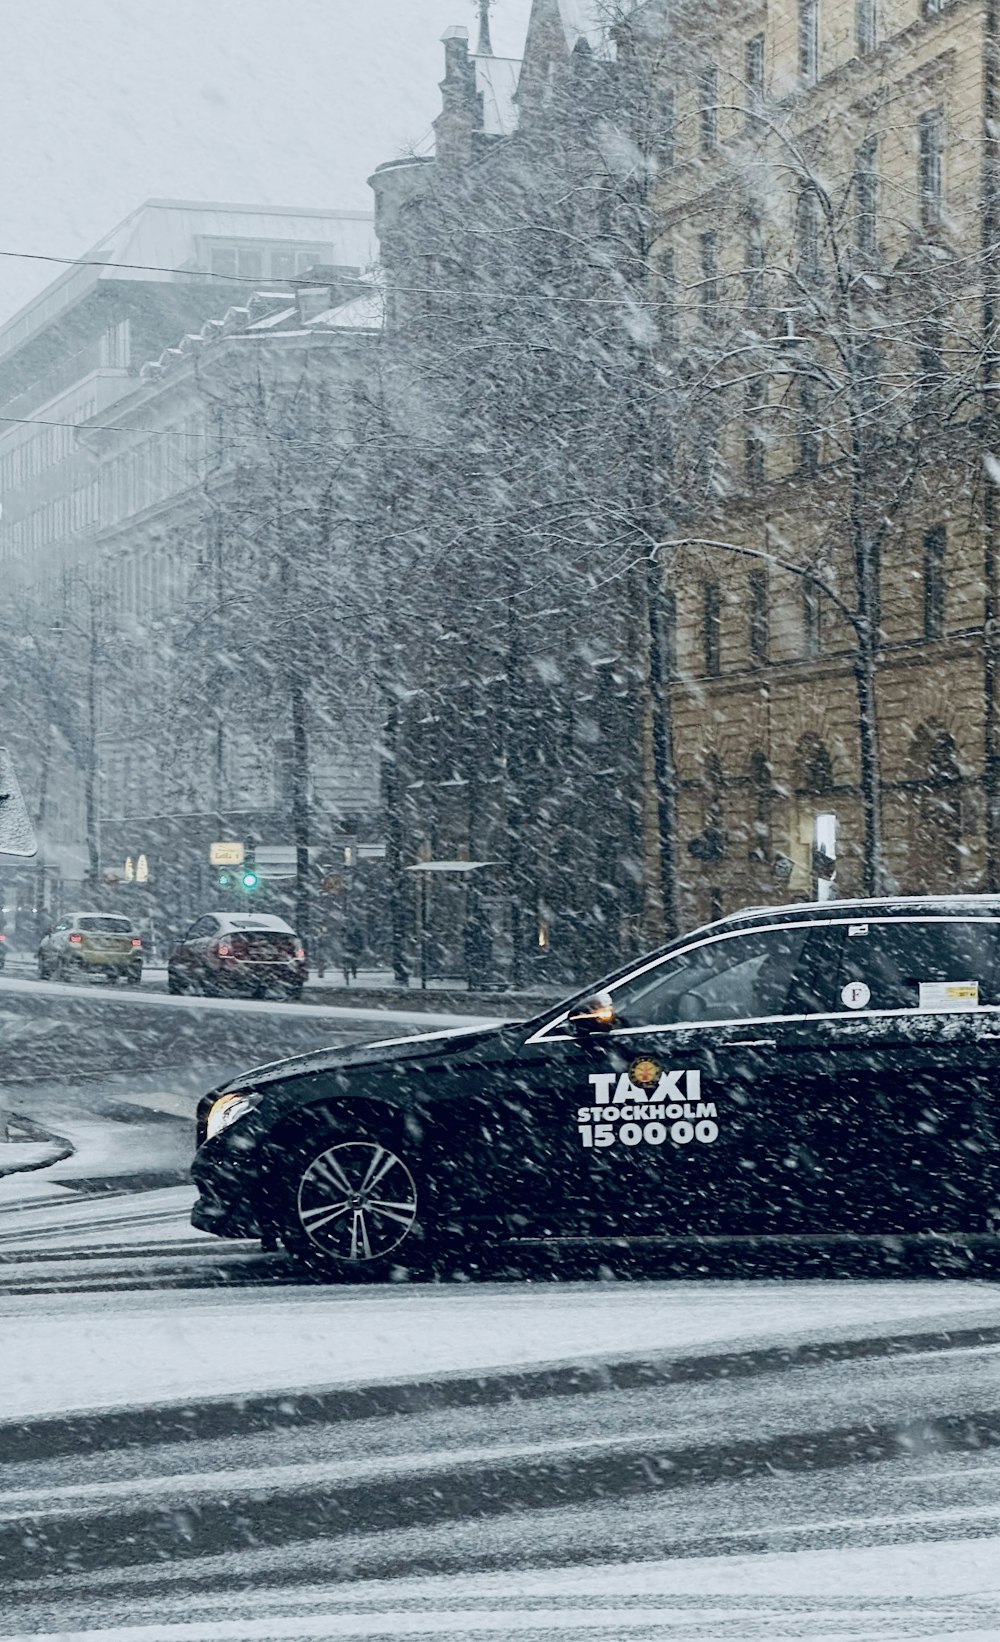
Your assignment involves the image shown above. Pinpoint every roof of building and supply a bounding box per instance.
[0,199,376,368]
[137,278,383,385]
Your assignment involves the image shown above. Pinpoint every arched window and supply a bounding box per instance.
[748,751,773,864]
[688,755,726,865]
[793,735,837,898]
[795,733,834,797]
[908,722,963,889]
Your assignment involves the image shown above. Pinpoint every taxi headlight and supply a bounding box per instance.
[206,1090,262,1141]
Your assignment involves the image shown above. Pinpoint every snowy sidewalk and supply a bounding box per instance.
[0,971,502,1031]
[4,1276,1000,1425]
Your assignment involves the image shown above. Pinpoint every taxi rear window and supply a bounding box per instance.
[836,919,1000,1010]
[78,916,133,933]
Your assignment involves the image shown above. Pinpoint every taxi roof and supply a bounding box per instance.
[721,893,1000,928]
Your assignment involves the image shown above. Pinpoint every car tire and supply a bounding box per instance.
[284,983,304,1003]
[125,966,142,987]
[278,1124,434,1281]
[167,970,183,995]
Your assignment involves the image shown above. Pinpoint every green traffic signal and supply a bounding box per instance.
[217,870,232,889]
[241,869,259,890]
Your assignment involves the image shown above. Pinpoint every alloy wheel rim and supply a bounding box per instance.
[296,1141,418,1262]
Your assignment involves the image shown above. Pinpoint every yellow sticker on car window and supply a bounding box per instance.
[918,981,979,1012]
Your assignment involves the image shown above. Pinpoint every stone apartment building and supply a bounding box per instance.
[372,0,1000,980]
[639,0,999,923]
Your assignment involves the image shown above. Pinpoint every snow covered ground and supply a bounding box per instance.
[0,970,502,1031]
[5,1536,998,1640]
[4,1269,1000,1423]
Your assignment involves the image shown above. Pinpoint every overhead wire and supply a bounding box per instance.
[0,247,371,289]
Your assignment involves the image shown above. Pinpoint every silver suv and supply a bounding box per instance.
[38,912,143,985]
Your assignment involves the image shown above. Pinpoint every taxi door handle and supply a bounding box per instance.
[729,1037,776,1048]
[979,1032,1000,1040]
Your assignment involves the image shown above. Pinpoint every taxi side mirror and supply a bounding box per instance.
[566,991,618,1035]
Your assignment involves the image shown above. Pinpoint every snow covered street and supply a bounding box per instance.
[5,1277,1000,1637]
[4,1537,1000,1641]
[5,987,1000,1638]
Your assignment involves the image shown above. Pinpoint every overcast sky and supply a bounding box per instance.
[0,0,534,325]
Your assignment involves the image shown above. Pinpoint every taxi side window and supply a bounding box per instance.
[611,926,813,1028]
[835,920,1000,1010]
[185,918,211,940]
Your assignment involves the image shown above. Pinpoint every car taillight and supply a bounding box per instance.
[131,936,142,948]
[0,932,6,943]
[68,932,83,945]
[216,941,232,958]
[294,945,305,961]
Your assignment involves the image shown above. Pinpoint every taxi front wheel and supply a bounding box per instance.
[278,1127,438,1281]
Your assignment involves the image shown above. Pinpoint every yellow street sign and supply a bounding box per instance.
[210,841,245,867]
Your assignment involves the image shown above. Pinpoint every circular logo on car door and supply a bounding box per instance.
[841,981,871,1010]
[628,1057,663,1088]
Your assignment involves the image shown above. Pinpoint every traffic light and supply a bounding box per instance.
[239,844,258,891]
[217,870,233,889]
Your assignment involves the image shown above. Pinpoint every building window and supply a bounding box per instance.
[271,250,297,280]
[803,574,822,656]
[856,0,877,52]
[919,108,945,227]
[799,0,819,83]
[855,137,879,254]
[745,34,765,122]
[923,0,954,13]
[857,337,881,416]
[744,227,766,315]
[658,246,677,341]
[209,247,237,277]
[799,378,820,476]
[923,524,947,639]
[749,752,774,866]
[749,570,769,663]
[99,319,130,369]
[918,319,943,415]
[703,580,722,676]
[908,722,962,887]
[698,64,719,152]
[657,87,676,167]
[699,232,719,325]
[745,378,765,483]
[796,187,822,283]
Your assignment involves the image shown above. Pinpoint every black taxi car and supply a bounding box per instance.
[191,894,1000,1276]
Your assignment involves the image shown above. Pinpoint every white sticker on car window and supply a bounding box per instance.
[848,923,868,937]
[841,981,871,1009]
[918,981,979,1012]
